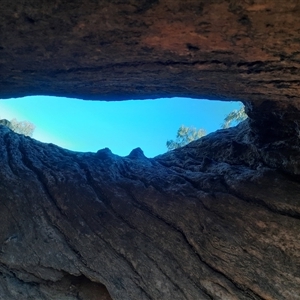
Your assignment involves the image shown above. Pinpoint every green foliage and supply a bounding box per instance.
[166,105,248,151]
[0,118,35,137]
[222,105,247,129]
[166,125,206,151]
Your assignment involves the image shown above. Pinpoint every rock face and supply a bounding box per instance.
[1,1,300,300]
[1,122,300,300]
[1,0,300,102]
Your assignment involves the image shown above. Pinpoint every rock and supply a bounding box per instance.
[1,0,300,103]
[127,147,147,159]
[0,1,300,299]
[0,119,300,299]
[0,119,11,127]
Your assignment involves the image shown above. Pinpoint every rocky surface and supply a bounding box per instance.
[1,0,300,299]
[1,0,300,102]
[0,118,300,299]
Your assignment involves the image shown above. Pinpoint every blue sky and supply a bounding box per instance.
[0,96,241,157]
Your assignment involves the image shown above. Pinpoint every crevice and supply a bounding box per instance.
[176,230,265,300]
[74,156,215,299]
[70,159,155,299]
[5,143,123,298]
[0,264,113,300]
[122,189,253,299]
[123,190,215,300]
[17,142,69,220]
[222,178,300,220]
[142,250,214,300]
[42,152,156,299]
[2,131,20,178]
[14,142,103,277]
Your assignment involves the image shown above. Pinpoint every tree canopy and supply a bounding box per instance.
[166,125,206,151]
[0,118,35,137]
[166,105,247,151]
[222,106,247,129]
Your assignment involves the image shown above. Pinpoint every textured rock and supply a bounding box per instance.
[1,0,300,299]
[0,120,300,299]
[1,0,300,102]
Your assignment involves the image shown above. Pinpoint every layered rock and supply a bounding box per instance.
[1,0,300,299]
[1,0,300,102]
[1,115,300,299]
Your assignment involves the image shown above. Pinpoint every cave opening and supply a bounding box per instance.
[0,96,244,157]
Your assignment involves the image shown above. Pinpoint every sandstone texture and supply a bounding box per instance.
[1,121,300,300]
[1,0,300,103]
[1,1,300,299]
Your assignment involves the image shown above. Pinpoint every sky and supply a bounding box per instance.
[0,96,242,157]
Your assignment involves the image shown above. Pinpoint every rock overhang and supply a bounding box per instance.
[1,0,300,105]
[1,1,300,300]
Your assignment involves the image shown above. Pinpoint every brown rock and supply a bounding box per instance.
[0,1,300,299]
[1,0,300,102]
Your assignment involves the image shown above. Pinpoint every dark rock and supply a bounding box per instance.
[96,147,114,160]
[0,119,12,128]
[1,1,300,299]
[127,147,147,159]
[0,117,300,299]
[1,0,300,103]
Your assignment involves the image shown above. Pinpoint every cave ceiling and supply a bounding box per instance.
[1,0,300,104]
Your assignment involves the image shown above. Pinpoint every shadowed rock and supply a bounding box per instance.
[0,117,300,299]
[1,0,300,103]
[1,1,300,299]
